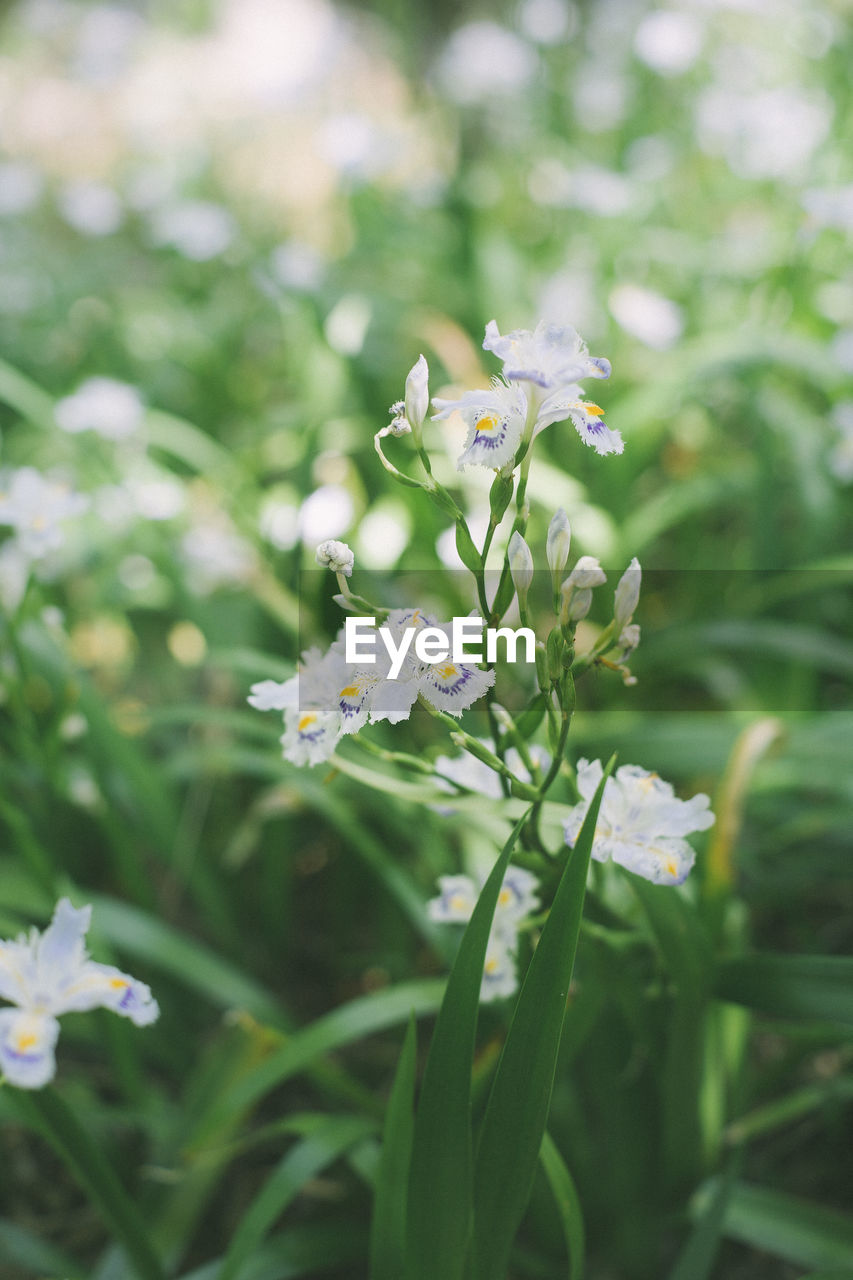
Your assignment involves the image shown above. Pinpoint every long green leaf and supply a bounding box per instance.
[8,1089,166,1280]
[715,954,853,1026]
[470,764,613,1280]
[218,1116,376,1280]
[405,810,531,1280]
[539,1132,585,1280]
[191,980,445,1150]
[178,1217,368,1280]
[716,1181,853,1270]
[668,1159,736,1280]
[370,1015,417,1280]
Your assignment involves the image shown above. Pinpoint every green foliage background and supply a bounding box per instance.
[0,0,851,1277]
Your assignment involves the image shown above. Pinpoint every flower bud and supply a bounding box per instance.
[565,555,606,590]
[614,557,641,630]
[546,509,571,580]
[316,539,354,577]
[508,531,534,600]
[565,586,592,622]
[404,355,429,436]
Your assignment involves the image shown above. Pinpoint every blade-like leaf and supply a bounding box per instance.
[470,762,613,1280]
[218,1116,376,1280]
[715,954,853,1026]
[716,1181,853,1270]
[539,1132,585,1280]
[405,810,531,1280]
[9,1089,166,1280]
[668,1158,738,1280]
[370,1015,417,1280]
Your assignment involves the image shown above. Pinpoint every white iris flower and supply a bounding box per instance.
[432,379,528,470]
[428,866,540,1002]
[563,759,715,886]
[0,899,158,1089]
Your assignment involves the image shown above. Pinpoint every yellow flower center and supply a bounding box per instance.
[475,413,500,434]
[436,664,458,680]
[298,713,318,732]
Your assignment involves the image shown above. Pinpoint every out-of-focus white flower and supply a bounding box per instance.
[58,181,123,236]
[0,899,158,1089]
[829,401,853,484]
[428,865,540,1002]
[609,285,683,351]
[299,485,354,543]
[614,557,641,630]
[432,379,528,470]
[271,241,326,292]
[518,0,576,45]
[0,468,89,559]
[0,541,30,611]
[0,162,44,217]
[483,319,611,391]
[546,509,572,580]
[55,377,145,440]
[563,759,714,886]
[633,10,703,76]
[315,539,354,577]
[181,520,256,593]
[149,201,236,261]
[433,742,549,812]
[696,85,831,181]
[436,21,537,106]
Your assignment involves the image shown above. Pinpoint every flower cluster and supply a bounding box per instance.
[563,759,715,886]
[428,866,540,1001]
[432,320,621,471]
[0,899,159,1089]
[249,608,495,766]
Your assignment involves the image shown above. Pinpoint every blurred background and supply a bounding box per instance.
[1,0,852,1276]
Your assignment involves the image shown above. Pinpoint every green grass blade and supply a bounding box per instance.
[370,1014,417,1280]
[715,1181,853,1270]
[715,955,853,1026]
[668,1160,737,1280]
[405,810,531,1280]
[218,1116,376,1280]
[0,1219,85,1278]
[177,1218,368,1280]
[192,980,445,1150]
[470,764,613,1280]
[8,1088,166,1280]
[539,1132,585,1280]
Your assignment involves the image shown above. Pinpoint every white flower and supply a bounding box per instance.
[247,679,295,711]
[483,319,611,391]
[428,866,540,1002]
[534,386,624,456]
[280,708,341,767]
[564,556,607,590]
[0,468,89,559]
[315,539,354,577]
[0,899,158,1089]
[55,378,144,440]
[614,557,641,630]
[433,741,549,812]
[432,379,527,470]
[563,759,715,887]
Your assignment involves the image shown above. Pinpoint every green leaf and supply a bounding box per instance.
[0,1218,84,1278]
[668,1160,736,1280]
[90,895,288,1027]
[714,1181,853,1270]
[539,1132,585,1280]
[177,1217,368,1280]
[8,1089,166,1280]
[469,763,613,1280]
[369,1015,417,1280]
[191,980,445,1151]
[405,810,531,1280]
[218,1116,376,1280]
[456,520,483,574]
[715,954,853,1026]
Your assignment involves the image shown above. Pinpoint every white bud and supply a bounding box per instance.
[615,622,640,658]
[565,586,592,622]
[508,530,534,599]
[564,556,606,590]
[315,539,354,577]
[546,509,571,579]
[404,355,429,434]
[614,557,641,630]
